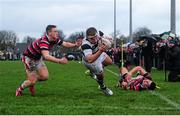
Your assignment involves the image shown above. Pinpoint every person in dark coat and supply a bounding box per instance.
[167,40,180,82]
[137,35,157,73]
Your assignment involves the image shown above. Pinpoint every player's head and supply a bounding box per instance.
[121,81,128,90]
[148,81,156,90]
[142,79,156,90]
[86,27,99,44]
[46,25,58,41]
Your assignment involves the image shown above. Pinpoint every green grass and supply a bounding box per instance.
[0,61,180,115]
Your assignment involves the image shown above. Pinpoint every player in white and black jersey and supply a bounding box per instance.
[81,27,113,96]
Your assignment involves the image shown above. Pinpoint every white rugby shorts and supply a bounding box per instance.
[82,52,107,74]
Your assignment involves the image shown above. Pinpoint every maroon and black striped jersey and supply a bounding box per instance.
[23,35,63,60]
[128,75,145,91]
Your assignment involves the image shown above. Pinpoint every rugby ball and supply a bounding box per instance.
[101,37,112,49]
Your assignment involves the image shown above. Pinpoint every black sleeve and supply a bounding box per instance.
[81,44,92,51]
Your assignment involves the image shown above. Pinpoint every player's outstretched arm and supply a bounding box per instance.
[41,50,68,64]
[62,41,82,48]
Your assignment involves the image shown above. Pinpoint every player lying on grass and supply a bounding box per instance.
[117,66,156,91]
[16,25,82,96]
[81,27,113,96]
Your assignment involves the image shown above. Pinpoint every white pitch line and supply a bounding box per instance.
[105,68,119,77]
[149,91,180,110]
[105,68,180,110]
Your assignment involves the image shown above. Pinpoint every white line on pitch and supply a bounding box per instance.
[149,91,180,110]
[105,68,119,77]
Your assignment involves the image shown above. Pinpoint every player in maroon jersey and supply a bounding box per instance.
[117,66,156,91]
[16,25,82,96]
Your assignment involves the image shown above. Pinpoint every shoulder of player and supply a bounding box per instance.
[56,38,63,44]
[81,41,92,50]
[39,36,50,45]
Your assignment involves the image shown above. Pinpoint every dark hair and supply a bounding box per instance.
[99,31,104,37]
[46,25,57,35]
[148,82,156,90]
[77,33,84,40]
[86,27,97,38]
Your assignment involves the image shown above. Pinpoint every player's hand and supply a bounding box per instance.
[58,57,68,64]
[99,43,107,52]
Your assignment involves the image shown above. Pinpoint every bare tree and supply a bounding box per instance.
[57,30,66,40]
[0,30,18,51]
[110,30,121,39]
[66,31,84,42]
[22,36,36,45]
[133,27,152,42]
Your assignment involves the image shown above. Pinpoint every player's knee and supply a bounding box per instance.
[25,80,32,85]
[136,66,142,70]
[109,59,113,65]
[96,72,104,79]
[120,67,127,73]
[38,71,49,81]
[39,74,49,81]
[28,75,38,85]
[26,79,37,86]
[103,56,113,65]
[30,80,37,85]
[95,70,103,76]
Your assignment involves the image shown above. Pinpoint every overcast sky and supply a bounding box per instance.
[0,0,180,42]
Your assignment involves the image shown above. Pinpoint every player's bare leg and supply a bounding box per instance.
[102,54,112,66]
[120,67,131,81]
[37,65,49,81]
[129,66,151,80]
[28,65,49,96]
[129,66,146,75]
[16,70,38,96]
